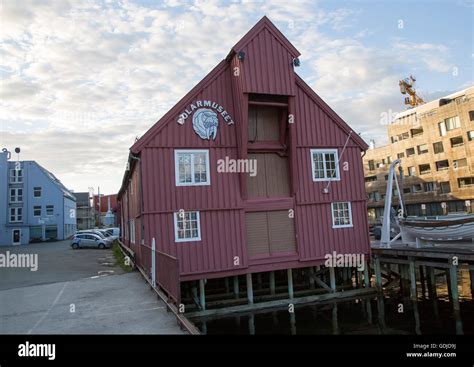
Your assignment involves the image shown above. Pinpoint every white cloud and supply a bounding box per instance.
[0,0,465,194]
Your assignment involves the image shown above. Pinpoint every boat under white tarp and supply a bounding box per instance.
[399,215,474,245]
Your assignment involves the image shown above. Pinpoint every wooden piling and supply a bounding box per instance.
[199,279,206,311]
[246,273,254,305]
[449,264,463,335]
[470,269,474,298]
[269,271,276,295]
[419,266,426,299]
[287,269,294,299]
[248,314,255,335]
[374,256,382,291]
[409,259,417,301]
[308,267,315,290]
[364,260,370,288]
[233,276,239,299]
[329,267,336,292]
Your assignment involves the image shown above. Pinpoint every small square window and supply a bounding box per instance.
[46,205,54,216]
[33,206,41,217]
[311,149,340,181]
[331,202,353,228]
[174,211,201,242]
[34,187,42,198]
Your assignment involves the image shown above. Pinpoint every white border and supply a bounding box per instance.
[174,150,211,186]
[174,211,201,242]
[310,149,340,182]
[331,202,353,228]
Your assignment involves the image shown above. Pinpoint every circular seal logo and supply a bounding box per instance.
[192,108,218,140]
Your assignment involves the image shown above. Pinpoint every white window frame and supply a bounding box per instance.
[175,150,211,186]
[9,169,23,183]
[9,188,23,203]
[130,219,135,244]
[174,211,201,242]
[33,205,41,217]
[46,205,54,216]
[310,149,340,182]
[10,207,22,223]
[331,202,353,228]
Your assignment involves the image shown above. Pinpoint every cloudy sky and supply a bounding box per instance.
[1,0,472,195]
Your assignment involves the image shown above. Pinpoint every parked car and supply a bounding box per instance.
[71,233,111,249]
[96,229,118,241]
[105,227,120,237]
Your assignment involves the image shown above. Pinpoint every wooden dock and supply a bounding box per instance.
[372,239,474,335]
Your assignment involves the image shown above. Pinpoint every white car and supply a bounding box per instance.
[71,233,111,249]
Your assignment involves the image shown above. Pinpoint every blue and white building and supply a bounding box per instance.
[0,149,77,246]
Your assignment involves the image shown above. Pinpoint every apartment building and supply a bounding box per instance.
[0,149,77,245]
[364,86,474,223]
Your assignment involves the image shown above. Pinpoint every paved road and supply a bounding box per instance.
[0,273,184,334]
[0,240,185,334]
[0,240,123,291]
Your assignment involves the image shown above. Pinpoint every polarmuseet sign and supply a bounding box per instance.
[176,100,235,141]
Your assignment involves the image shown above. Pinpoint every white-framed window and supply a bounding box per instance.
[33,187,42,198]
[310,149,340,181]
[174,211,201,242]
[331,202,353,228]
[130,219,135,244]
[9,188,23,203]
[175,150,210,186]
[10,207,22,223]
[46,205,54,216]
[9,169,23,183]
[33,206,41,217]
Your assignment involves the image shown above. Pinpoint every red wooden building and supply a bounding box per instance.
[118,17,370,308]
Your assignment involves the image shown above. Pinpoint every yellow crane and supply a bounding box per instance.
[399,75,424,107]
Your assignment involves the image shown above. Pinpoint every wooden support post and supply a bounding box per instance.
[449,264,463,335]
[257,273,263,290]
[409,259,417,301]
[374,256,382,292]
[427,266,439,320]
[419,266,426,299]
[287,269,294,299]
[224,277,230,294]
[446,269,452,300]
[248,314,255,335]
[308,267,315,290]
[233,276,239,299]
[412,300,421,335]
[332,303,339,335]
[269,271,276,295]
[246,273,254,305]
[290,312,296,335]
[470,270,474,298]
[329,267,336,292]
[364,260,370,288]
[199,279,206,311]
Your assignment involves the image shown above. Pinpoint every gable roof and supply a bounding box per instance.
[229,15,300,59]
[295,74,369,150]
[129,16,366,155]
